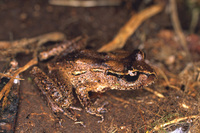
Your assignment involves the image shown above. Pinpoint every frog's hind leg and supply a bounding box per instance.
[30,66,78,122]
[46,93,78,121]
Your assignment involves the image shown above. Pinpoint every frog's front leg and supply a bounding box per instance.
[76,83,108,123]
[30,67,78,122]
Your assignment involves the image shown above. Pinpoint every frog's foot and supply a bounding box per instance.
[86,107,104,123]
[58,117,86,127]
[86,102,109,123]
[46,96,78,122]
[62,108,86,127]
[96,101,109,114]
[48,101,77,122]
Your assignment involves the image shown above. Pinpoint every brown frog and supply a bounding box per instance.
[30,49,156,124]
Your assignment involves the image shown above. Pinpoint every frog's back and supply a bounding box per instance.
[55,50,129,87]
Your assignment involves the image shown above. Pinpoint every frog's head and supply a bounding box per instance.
[106,49,157,90]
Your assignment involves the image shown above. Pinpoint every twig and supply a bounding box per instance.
[0,58,38,102]
[39,36,87,61]
[0,73,24,80]
[151,115,199,132]
[144,87,164,98]
[0,32,66,57]
[157,67,180,90]
[189,8,199,33]
[170,0,191,59]
[98,4,163,52]
[0,32,65,50]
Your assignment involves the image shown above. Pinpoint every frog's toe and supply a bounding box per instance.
[75,121,86,127]
[86,105,107,123]
[97,101,109,113]
[97,115,104,123]
[63,111,78,121]
[86,103,108,115]
[69,106,82,111]
[87,108,104,123]
[97,107,107,114]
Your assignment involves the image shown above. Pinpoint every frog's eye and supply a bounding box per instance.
[128,70,137,76]
[132,49,145,61]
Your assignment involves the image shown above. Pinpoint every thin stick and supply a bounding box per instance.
[39,36,87,61]
[0,73,24,80]
[98,4,163,52]
[144,87,164,98]
[0,32,65,50]
[170,0,191,59]
[0,32,66,60]
[152,115,199,131]
[0,58,38,101]
[157,67,180,90]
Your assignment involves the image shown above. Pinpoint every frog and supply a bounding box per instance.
[30,48,156,124]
